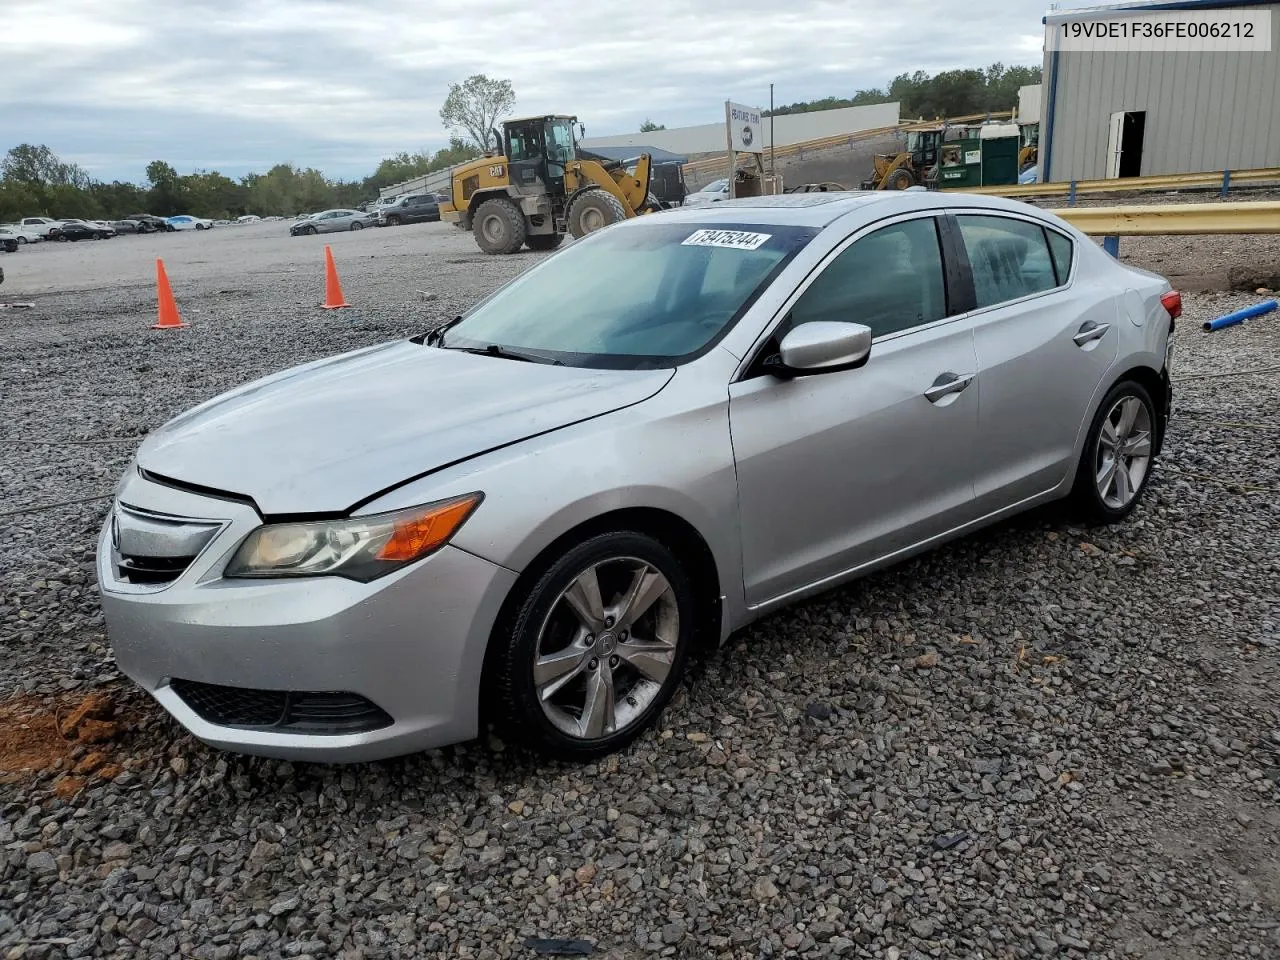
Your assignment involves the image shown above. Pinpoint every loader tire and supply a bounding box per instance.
[525,233,564,251]
[886,168,915,190]
[473,198,526,255]
[567,188,627,238]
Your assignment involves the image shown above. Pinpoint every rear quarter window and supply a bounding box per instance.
[1046,229,1074,285]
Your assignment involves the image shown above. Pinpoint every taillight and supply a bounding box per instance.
[1160,290,1182,320]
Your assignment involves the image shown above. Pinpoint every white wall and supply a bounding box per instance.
[582,101,902,155]
[1018,84,1042,124]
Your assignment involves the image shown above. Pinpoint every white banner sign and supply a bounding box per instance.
[1047,9,1271,51]
[726,101,763,154]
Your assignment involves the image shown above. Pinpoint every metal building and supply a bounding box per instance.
[1039,0,1279,182]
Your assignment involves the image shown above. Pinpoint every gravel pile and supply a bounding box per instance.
[1,223,1278,959]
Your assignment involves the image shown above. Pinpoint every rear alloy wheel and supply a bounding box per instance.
[473,197,526,254]
[524,232,564,251]
[485,532,695,760]
[566,188,627,238]
[1071,379,1158,523]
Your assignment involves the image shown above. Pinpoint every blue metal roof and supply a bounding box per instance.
[1045,0,1275,22]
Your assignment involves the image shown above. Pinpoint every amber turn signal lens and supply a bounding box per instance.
[375,494,482,562]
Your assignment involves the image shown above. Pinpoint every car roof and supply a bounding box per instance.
[655,190,1065,229]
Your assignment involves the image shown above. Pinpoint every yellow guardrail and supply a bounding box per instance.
[1048,200,1280,236]
[946,167,1280,199]
[682,111,1016,180]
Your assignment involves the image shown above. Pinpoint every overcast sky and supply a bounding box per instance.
[1,0,1050,184]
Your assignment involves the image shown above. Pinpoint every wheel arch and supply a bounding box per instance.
[486,505,725,666]
[1069,358,1169,480]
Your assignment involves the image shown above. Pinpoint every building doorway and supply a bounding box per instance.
[1105,110,1146,178]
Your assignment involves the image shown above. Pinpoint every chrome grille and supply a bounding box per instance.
[111,503,223,586]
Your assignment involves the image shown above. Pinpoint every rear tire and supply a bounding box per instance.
[525,232,564,251]
[1070,379,1158,524]
[350,221,363,230]
[567,188,627,238]
[483,531,696,761]
[473,198,526,254]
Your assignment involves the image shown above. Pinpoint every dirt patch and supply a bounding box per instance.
[0,690,142,791]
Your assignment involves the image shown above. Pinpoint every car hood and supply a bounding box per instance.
[134,340,674,515]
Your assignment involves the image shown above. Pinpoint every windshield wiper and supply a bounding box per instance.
[417,316,463,346]
[453,343,562,365]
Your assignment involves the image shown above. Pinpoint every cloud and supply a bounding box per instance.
[0,0,1049,182]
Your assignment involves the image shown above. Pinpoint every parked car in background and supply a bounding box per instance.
[683,178,730,206]
[109,220,143,234]
[89,221,118,237]
[290,209,377,235]
[125,214,173,233]
[0,223,45,244]
[95,191,1179,764]
[0,228,21,253]
[166,215,214,231]
[236,215,262,224]
[378,194,442,226]
[53,219,113,241]
[17,216,64,239]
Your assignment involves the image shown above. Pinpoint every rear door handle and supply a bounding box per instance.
[924,372,975,403]
[1073,320,1111,346]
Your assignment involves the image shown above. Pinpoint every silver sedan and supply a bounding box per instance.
[97,192,1179,763]
[290,208,376,235]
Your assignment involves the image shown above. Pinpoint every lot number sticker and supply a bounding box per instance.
[682,229,772,250]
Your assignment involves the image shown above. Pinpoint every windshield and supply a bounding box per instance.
[441,220,817,369]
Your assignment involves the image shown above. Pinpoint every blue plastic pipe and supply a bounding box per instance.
[1203,299,1278,332]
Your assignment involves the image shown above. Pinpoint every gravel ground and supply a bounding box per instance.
[1,215,1278,960]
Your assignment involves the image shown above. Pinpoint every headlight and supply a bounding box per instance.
[225,493,482,582]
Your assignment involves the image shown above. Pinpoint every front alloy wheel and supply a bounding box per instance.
[485,532,695,759]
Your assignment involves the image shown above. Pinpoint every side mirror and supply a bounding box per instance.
[772,321,873,377]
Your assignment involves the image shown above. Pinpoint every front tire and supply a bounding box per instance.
[16,236,26,245]
[472,198,526,254]
[886,168,915,190]
[484,531,695,761]
[350,221,363,230]
[386,215,402,226]
[566,188,627,238]
[1070,379,1158,523]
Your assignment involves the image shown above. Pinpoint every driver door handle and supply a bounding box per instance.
[1073,320,1111,346]
[924,372,976,403]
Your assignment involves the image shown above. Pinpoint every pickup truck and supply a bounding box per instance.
[17,216,63,239]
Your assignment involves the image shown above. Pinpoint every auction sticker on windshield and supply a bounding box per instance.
[682,229,772,250]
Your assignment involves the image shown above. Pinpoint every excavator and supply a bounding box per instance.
[440,114,660,254]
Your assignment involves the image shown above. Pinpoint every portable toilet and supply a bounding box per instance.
[979,122,1021,187]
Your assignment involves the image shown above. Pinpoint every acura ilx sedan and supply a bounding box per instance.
[97,191,1179,763]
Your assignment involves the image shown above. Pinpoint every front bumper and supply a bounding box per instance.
[95,470,517,762]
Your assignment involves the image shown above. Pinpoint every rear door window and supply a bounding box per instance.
[955,215,1062,308]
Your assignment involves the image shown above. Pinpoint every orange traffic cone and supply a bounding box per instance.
[320,245,350,309]
[152,258,187,329]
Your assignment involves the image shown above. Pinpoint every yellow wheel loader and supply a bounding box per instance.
[440,114,659,255]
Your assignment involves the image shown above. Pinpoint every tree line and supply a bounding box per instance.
[0,139,482,223]
[764,63,1041,120]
